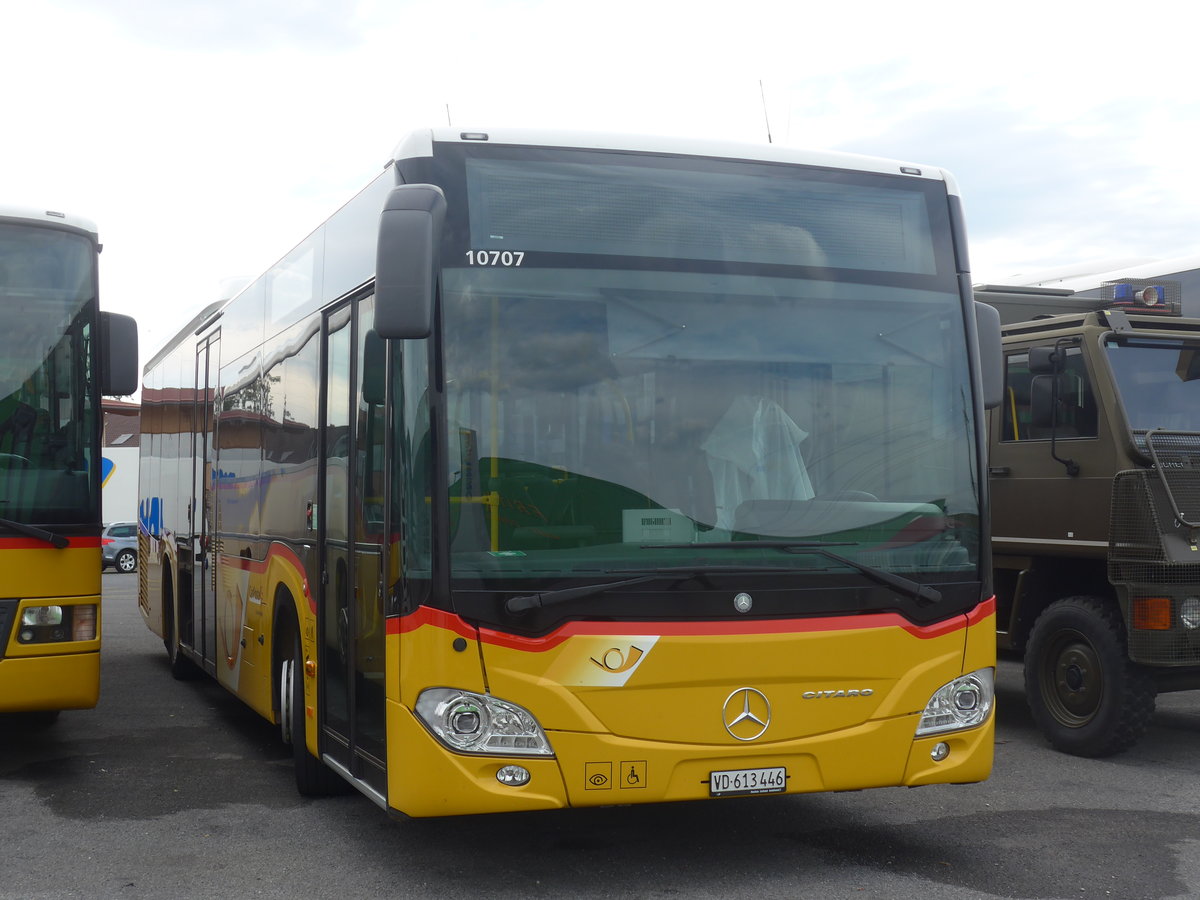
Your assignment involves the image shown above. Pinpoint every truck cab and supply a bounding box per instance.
[978,280,1200,756]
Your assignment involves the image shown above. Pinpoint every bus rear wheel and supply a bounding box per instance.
[163,571,200,680]
[1025,595,1156,757]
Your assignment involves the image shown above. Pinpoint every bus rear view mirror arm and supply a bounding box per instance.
[375,184,447,340]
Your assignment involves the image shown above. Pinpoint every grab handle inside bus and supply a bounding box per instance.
[375,184,447,339]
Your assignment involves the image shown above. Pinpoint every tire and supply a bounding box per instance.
[281,626,344,796]
[115,548,137,573]
[1024,595,1156,757]
[163,572,200,681]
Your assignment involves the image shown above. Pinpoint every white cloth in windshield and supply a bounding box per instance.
[702,395,814,530]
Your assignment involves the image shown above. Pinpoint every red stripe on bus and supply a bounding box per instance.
[387,596,995,650]
[0,536,101,549]
[220,543,316,611]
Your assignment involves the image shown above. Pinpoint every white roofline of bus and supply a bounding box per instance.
[1016,253,1200,293]
[389,128,960,193]
[142,299,227,375]
[0,204,98,236]
[146,130,963,378]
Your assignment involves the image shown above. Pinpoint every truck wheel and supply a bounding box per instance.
[1025,596,1156,757]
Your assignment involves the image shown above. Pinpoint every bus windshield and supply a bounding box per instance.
[0,223,99,525]
[426,148,981,588]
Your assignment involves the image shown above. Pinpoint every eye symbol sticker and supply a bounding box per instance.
[584,762,612,790]
[591,645,645,673]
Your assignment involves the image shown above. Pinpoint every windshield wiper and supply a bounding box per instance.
[0,517,70,549]
[504,565,793,616]
[648,541,942,606]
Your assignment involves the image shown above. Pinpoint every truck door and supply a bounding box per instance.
[990,345,1110,553]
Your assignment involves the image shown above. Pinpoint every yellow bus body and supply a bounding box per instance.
[191,543,993,817]
[0,540,102,713]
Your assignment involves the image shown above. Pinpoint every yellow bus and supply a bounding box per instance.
[138,129,1002,816]
[0,205,137,720]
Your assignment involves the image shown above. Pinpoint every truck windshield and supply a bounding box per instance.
[0,223,99,525]
[1105,336,1200,433]
[422,146,982,593]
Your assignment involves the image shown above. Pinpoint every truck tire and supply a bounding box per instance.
[1025,595,1156,757]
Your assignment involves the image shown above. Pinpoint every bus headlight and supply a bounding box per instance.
[1180,597,1200,630]
[915,668,994,737]
[21,606,64,627]
[18,605,95,643]
[415,688,554,756]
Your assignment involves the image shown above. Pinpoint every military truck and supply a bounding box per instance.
[977,279,1200,756]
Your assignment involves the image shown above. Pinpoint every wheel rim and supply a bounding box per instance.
[280,656,294,745]
[118,552,135,572]
[1039,628,1104,726]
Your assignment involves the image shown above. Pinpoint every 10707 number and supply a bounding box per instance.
[465,250,525,266]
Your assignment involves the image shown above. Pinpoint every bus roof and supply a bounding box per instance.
[1016,253,1200,294]
[389,128,960,193]
[0,204,98,237]
[145,128,963,375]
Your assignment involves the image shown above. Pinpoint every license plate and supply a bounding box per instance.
[709,766,787,797]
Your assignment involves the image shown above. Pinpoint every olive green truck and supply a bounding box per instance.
[977,279,1200,756]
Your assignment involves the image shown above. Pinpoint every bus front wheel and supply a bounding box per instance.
[280,627,344,796]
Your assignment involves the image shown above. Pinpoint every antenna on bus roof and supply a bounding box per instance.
[759,80,773,144]
[445,104,452,126]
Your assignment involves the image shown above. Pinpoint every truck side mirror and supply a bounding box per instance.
[1028,346,1060,375]
[374,184,447,340]
[100,311,138,396]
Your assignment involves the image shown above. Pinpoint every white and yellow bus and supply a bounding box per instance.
[0,205,137,719]
[138,129,1001,816]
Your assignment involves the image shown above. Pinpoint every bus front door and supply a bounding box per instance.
[319,298,386,798]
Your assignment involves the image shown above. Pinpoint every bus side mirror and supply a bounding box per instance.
[375,184,447,340]
[974,301,1003,409]
[100,311,138,396]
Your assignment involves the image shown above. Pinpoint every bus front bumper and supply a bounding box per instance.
[0,651,100,713]
[384,700,994,818]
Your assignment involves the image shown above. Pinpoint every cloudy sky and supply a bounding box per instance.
[4,0,1198,378]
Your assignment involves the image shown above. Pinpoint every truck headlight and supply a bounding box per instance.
[1180,597,1200,630]
[915,668,994,737]
[415,688,554,756]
